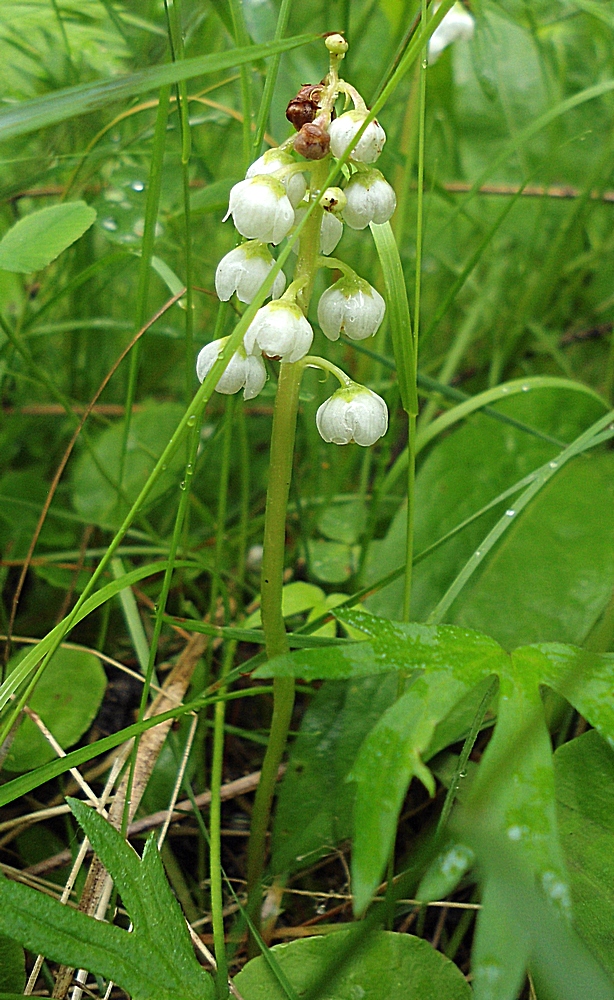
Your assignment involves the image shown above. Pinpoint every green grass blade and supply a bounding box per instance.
[0,33,318,140]
[370,220,417,415]
[427,411,614,625]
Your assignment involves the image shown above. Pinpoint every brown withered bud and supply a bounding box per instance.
[286,83,324,131]
[294,121,330,160]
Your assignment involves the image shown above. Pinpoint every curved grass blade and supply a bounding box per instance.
[427,410,614,625]
[370,220,416,415]
[0,33,318,140]
[385,376,607,491]
[0,560,198,717]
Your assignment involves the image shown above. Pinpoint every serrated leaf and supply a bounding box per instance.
[0,800,214,1000]
[0,202,96,272]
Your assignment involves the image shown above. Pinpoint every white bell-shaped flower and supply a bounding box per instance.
[246,150,307,208]
[316,383,388,446]
[329,110,386,164]
[318,276,385,342]
[243,300,313,364]
[215,242,286,303]
[428,3,475,64]
[196,338,267,400]
[225,176,294,245]
[342,170,396,230]
[292,208,343,256]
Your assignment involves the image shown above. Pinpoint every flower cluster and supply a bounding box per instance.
[196,34,394,446]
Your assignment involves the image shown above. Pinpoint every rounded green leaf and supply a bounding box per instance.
[233,930,472,999]
[0,202,96,272]
[5,646,106,772]
[71,401,185,529]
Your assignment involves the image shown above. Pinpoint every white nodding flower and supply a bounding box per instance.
[428,3,475,64]
[329,110,386,164]
[316,383,388,447]
[215,242,285,303]
[292,208,344,256]
[196,338,267,400]
[246,149,307,208]
[318,276,385,341]
[243,300,313,364]
[225,176,294,245]
[342,170,396,230]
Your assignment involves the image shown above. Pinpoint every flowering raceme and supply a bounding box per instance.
[200,32,395,439]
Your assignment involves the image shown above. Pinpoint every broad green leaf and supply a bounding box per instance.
[307,539,358,583]
[554,731,614,978]
[349,631,506,915]
[4,646,106,772]
[0,559,197,717]
[255,612,507,682]
[245,581,325,628]
[448,451,614,648]
[0,202,96,273]
[468,847,614,1000]
[272,670,496,881]
[460,661,569,905]
[0,34,318,140]
[366,389,611,648]
[233,929,472,999]
[0,800,214,1000]
[71,401,185,528]
[188,178,239,214]
[0,934,25,993]
[317,499,367,545]
[271,674,398,874]
[452,651,614,999]
[526,643,614,748]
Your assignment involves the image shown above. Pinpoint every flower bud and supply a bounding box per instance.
[286,84,323,130]
[318,276,385,341]
[243,300,313,364]
[246,150,306,208]
[320,187,347,213]
[342,170,396,230]
[329,110,386,164]
[196,338,267,400]
[293,208,343,256]
[215,242,285,303]
[325,33,348,55]
[428,3,475,64]
[225,176,294,245]
[316,383,388,446]
[294,122,331,160]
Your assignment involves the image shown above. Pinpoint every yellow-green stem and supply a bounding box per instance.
[245,160,328,950]
[245,362,302,946]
